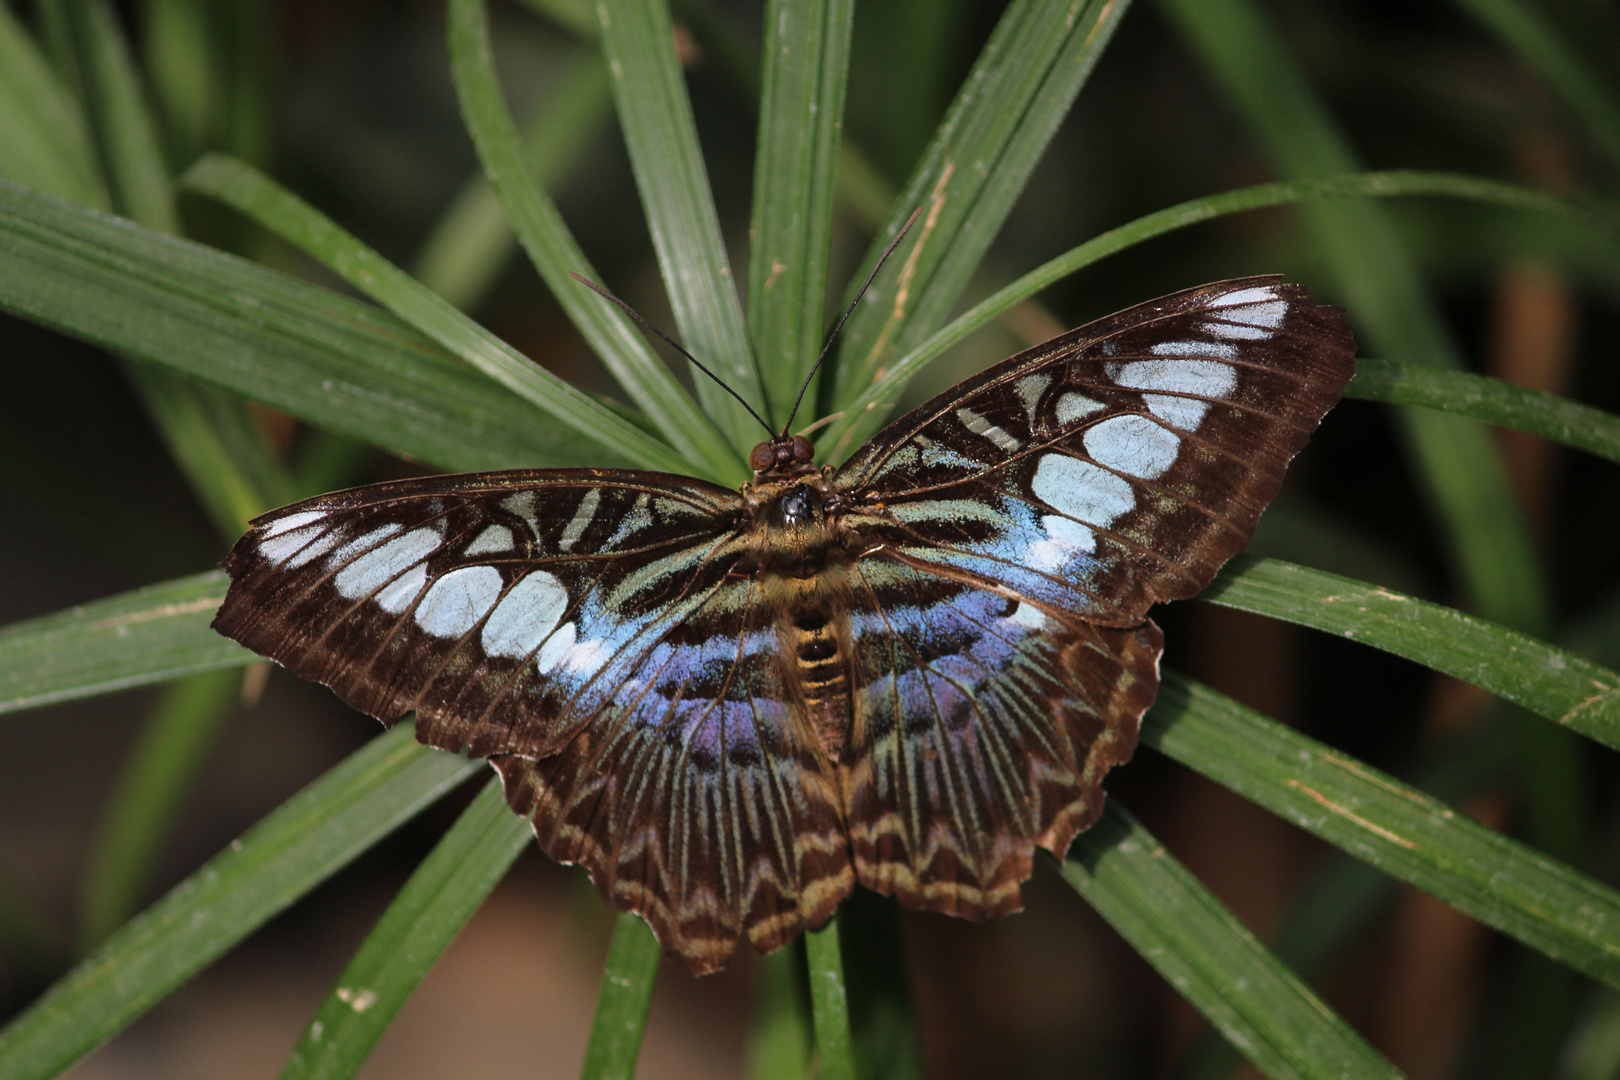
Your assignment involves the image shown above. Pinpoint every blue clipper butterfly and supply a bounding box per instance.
[213,275,1355,974]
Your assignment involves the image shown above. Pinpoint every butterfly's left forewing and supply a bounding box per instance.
[836,276,1356,628]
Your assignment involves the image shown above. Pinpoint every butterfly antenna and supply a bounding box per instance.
[568,272,774,437]
[782,206,926,438]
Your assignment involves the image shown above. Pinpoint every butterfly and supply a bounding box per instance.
[213,275,1355,975]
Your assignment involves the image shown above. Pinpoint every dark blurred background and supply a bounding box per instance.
[3,0,1620,1077]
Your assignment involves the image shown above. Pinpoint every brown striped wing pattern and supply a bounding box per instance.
[214,275,1356,973]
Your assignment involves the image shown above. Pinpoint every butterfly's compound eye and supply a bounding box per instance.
[749,442,776,472]
[790,434,814,462]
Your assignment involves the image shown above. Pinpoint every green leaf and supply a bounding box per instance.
[1061,803,1400,1080]
[0,725,478,1080]
[0,571,247,715]
[1158,0,1549,640]
[279,777,530,1080]
[747,0,853,422]
[747,946,811,1080]
[1204,556,1620,748]
[180,154,693,476]
[580,914,661,1080]
[596,0,763,453]
[139,0,217,163]
[805,918,855,1080]
[829,0,1133,408]
[414,47,611,312]
[1348,358,1620,468]
[823,170,1616,458]
[1146,673,1620,989]
[52,0,176,232]
[443,2,736,485]
[0,3,105,207]
[11,1,297,546]
[0,179,617,474]
[77,668,239,948]
[838,889,922,1080]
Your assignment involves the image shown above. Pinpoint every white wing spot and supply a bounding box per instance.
[375,564,428,614]
[414,565,503,638]
[536,621,578,674]
[956,407,1022,452]
[1055,392,1105,425]
[1210,285,1278,307]
[1084,415,1181,479]
[1204,321,1270,340]
[263,510,326,537]
[261,525,338,568]
[1032,453,1135,526]
[482,571,569,659]
[1006,602,1052,630]
[500,492,541,541]
[559,489,601,552]
[1028,513,1097,571]
[334,527,440,600]
[1144,395,1212,431]
[1014,374,1052,423]
[1149,340,1237,360]
[465,524,514,556]
[1116,358,1236,432]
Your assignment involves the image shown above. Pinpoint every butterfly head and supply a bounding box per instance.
[748,433,817,483]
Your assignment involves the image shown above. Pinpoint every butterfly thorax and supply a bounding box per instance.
[741,437,862,762]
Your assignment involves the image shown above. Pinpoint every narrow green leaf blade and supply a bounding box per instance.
[805,919,855,1080]
[77,668,239,948]
[62,0,176,232]
[597,0,761,452]
[279,777,530,1080]
[748,946,811,1080]
[823,170,1617,458]
[180,155,692,475]
[415,47,610,312]
[0,725,478,1080]
[579,914,661,1080]
[0,179,617,474]
[0,571,247,715]
[1204,556,1620,747]
[1160,0,1549,638]
[1348,358,1620,467]
[831,0,1133,408]
[747,0,853,421]
[0,2,105,208]
[1146,673,1620,989]
[1061,803,1400,1080]
[445,1,738,483]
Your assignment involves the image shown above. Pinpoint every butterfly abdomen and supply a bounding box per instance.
[781,603,853,763]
